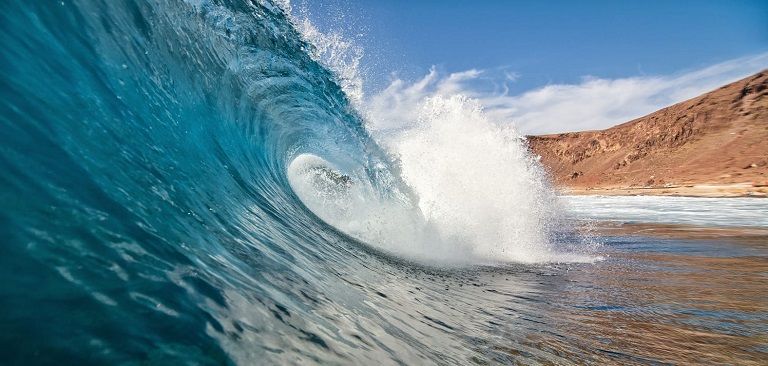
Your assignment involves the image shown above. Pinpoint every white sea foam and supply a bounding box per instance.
[283,1,596,265]
[367,95,568,262]
[287,94,597,265]
[287,153,474,265]
[563,195,768,228]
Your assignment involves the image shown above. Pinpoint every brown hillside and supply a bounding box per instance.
[527,71,768,196]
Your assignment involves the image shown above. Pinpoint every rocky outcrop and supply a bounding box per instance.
[527,71,768,195]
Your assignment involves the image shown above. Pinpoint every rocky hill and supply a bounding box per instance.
[527,71,768,197]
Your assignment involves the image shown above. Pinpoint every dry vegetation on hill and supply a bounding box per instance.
[528,71,768,197]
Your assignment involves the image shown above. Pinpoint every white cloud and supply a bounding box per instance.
[366,53,768,135]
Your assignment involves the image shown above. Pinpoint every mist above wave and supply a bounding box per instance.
[283,1,598,265]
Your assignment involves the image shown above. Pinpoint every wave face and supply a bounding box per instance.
[0,0,594,363]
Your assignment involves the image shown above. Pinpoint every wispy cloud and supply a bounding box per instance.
[367,53,768,135]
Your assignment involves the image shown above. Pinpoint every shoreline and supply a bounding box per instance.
[557,183,768,198]
[582,221,768,240]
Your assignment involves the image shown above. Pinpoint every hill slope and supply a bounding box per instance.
[527,71,768,197]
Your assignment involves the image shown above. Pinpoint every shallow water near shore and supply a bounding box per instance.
[564,195,768,227]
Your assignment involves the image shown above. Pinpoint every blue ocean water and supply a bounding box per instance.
[0,0,395,363]
[1,1,766,365]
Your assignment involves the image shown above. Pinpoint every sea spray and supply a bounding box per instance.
[379,95,560,262]
[283,1,595,264]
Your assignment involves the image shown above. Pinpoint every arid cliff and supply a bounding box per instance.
[528,71,768,197]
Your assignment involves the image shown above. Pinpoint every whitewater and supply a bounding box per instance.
[1,1,766,365]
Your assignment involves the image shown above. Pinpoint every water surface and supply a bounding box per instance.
[1,0,766,364]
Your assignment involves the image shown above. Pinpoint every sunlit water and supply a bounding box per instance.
[0,0,766,365]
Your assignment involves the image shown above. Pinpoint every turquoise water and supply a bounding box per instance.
[1,1,766,364]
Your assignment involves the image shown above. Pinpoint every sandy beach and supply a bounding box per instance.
[560,182,768,198]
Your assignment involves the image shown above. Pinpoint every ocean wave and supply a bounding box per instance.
[0,0,596,363]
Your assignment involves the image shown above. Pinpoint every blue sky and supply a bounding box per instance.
[294,0,768,133]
